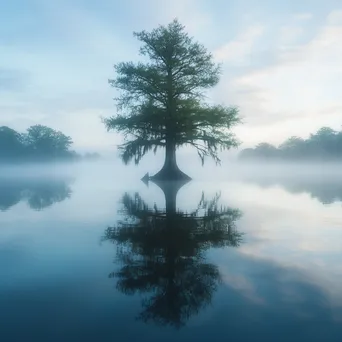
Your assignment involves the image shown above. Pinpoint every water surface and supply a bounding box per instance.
[1,165,342,341]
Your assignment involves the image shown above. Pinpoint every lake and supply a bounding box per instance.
[1,163,342,341]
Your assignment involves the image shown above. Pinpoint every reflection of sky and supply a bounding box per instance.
[216,181,342,308]
[1,169,342,341]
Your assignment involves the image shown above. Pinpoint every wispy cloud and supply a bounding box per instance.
[216,9,342,146]
[327,9,342,24]
[293,13,313,21]
[213,25,265,65]
[1,1,342,150]
[279,26,304,45]
[0,68,29,92]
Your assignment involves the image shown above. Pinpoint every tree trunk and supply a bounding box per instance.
[150,141,191,181]
[150,179,190,213]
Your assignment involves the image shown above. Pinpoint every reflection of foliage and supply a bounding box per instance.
[0,178,72,211]
[240,126,342,161]
[0,182,22,211]
[24,180,72,210]
[244,175,342,205]
[103,190,242,328]
[138,260,219,327]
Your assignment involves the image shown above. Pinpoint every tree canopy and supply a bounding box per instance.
[0,126,25,160]
[0,125,97,163]
[239,126,342,161]
[25,125,72,157]
[104,19,240,180]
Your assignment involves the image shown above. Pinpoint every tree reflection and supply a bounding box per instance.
[245,175,342,205]
[103,180,243,328]
[0,182,22,211]
[0,177,72,211]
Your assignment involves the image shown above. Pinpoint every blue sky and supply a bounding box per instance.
[1,0,342,151]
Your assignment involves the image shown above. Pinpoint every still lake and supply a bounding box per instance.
[1,163,342,341]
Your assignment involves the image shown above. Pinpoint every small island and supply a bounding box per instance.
[0,125,100,164]
[239,127,342,162]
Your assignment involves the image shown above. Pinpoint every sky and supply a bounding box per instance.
[1,0,342,153]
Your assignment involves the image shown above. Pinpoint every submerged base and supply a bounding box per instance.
[149,166,191,182]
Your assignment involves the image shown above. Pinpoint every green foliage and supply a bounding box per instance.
[102,190,243,328]
[239,126,342,161]
[0,126,25,160]
[24,125,73,158]
[0,125,77,163]
[104,19,240,165]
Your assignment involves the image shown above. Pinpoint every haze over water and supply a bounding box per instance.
[1,162,342,341]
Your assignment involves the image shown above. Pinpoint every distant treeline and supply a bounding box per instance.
[239,127,342,161]
[0,125,100,163]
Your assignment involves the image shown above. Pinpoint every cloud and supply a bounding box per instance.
[0,68,29,92]
[214,9,342,146]
[213,25,265,66]
[279,26,304,45]
[293,13,313,21]
[148,0,212,34]
[327,9,342,25]
[214,179,342,306]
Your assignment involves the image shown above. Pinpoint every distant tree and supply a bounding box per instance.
[279,136,307,159]
[279,136,305,150]
[238,148,256,160]
[83,152,101,160]
[24,125,73,160]
[253,143,279,159]
[0,126,25,161]
[308,127,338,158]
[0,125,81,163]
[104,19,240,181]
[310,127,337,141]
[239,126,342,162]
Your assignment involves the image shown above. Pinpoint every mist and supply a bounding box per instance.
[2,153,342,180]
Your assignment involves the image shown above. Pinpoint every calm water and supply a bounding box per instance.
[1,165,342,341]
